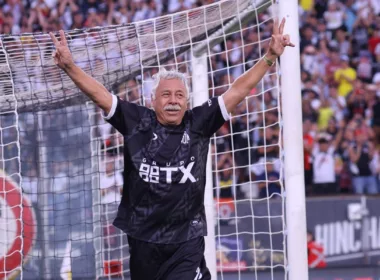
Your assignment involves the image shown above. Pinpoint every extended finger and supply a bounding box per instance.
[282,35,295,47]
[279,18,285,34]
[49,32,59,47]
[288,42,295,47]
[273,18,279,35]
[59,30,68,46]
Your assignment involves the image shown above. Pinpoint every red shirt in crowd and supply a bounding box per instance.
[308,241,326,268]
[303,134,314,171]
[325,61,341,86]
[369,37,380,54]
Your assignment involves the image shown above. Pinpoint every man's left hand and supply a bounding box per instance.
[267,18,295,60]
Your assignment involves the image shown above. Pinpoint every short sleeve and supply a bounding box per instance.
[192,96,230,137]
[102,95,150,135]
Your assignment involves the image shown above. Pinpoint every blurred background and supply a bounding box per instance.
[0,0,380,279]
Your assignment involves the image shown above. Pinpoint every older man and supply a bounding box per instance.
[50,18,293,280]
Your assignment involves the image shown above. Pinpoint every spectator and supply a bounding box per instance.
[373,44,380,74]
[353,0,371,21]
[311,130,342,195]
[372,96,380,147]
[303,119,314,194]
[300,25,317,53]
[100,159,123,205]
[356,53,373,83]
[217,165,235,199]
[300,0,314,12]
[99,157,123,253]
[231,105,251,169]
[347,84,368,120]
[314,0,328,19]
[256,126,279,160]
[22,168,39,206]
[49,162,69,238]
[326,86,346,121]
[334,55,357,97]
[344,0,357,34]
[256,160,281,199]
[325,50,341,87]
[351,17,370,54]
[307,231,326,269]
[302,98,318,123]
[302,45,320,79]
[58,0,79,30]
[71,11,84,29]
[331,28,350,56]
[317,99,334,131]
[323,1,345,35]
[349,132,378,194]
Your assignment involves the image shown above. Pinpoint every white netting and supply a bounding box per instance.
[0,0,287,279]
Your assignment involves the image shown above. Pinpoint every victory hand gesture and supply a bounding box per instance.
[49,30,74,70]
[267,18,295,59]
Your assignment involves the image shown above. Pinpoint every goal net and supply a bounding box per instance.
[0,0,289,279]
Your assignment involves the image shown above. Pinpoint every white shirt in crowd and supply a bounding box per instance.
[98,119,113,142]
[52,172,68,193]
[324,10,344,30]
[22,176,38,204]
[100,172,123,205]
[312,146,336,184]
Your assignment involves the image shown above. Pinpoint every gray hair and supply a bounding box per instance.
[151,68,190,100]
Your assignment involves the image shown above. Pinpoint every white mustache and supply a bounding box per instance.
[164,104,181,111]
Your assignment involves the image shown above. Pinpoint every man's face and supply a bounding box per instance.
[307,233,313,243]
[319,141,329,152]
[152,78,188,126]
[106,161,114,174]
[331,52,340,63]
[303,119,312,134]
[74,13,83,24]
[266,162,274,173]
[341,60,349,68]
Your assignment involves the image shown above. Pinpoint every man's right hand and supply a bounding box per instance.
[49,30,75,71]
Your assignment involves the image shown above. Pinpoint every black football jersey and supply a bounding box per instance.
[104,94,229,244]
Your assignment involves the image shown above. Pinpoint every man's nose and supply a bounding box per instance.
[169,94,177,103]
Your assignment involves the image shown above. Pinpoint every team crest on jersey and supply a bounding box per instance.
[181,131,190,144]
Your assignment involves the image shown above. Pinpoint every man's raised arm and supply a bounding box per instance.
[49,30,113,115]
[222,18,294,114]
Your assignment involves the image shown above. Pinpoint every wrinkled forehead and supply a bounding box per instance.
[156,78,188,92]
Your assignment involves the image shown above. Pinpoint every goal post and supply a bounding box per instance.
[279,1,309,279]
[191,52,217,280]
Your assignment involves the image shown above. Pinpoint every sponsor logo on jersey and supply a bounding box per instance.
[181,131,190,144]
[152,133,158,140]
[139,159,196,184]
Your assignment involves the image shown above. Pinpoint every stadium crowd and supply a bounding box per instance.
[1,0,379,200]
